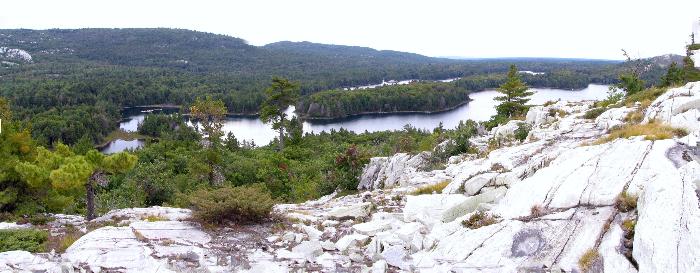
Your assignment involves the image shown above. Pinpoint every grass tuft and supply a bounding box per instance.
[616,191,638,213]
[594,122,687,145]
[578,248,599,272]
[410,180,451,195]
[462,211,500,229]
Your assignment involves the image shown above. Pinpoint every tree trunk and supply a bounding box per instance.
[278,128,285,151]
[86,178,95,220]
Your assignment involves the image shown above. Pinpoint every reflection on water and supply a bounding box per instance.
[100,139,145,154]
[110,84,610,151]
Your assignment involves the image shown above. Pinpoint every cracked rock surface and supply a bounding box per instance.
[2,82,700,272]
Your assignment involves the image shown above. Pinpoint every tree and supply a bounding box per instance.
[260,77,300,151]
[14,145,137,219]
[493,65,533,119]
[190,96,227,147]
[661,62,685,87]
[615,49,645,95]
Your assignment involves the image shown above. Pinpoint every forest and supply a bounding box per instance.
[296,82,471,119]
[0,28,682,147]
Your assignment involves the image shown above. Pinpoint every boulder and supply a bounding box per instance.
[644,81,700,131]
[327,202,371,219]
[352,220,392,236]
[335,234,370,253]
[595,106,634,130]
[291,240,324,261]
[403,194,468,226]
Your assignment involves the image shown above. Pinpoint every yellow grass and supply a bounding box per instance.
[594,122,687,145]
[578,249,599,272]
[410,180,451,195]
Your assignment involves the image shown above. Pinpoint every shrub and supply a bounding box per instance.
[462,211,500,229]
[548,108,567,118]
[514,123,531,142]
[56,232,81,253]
[411,180,451,195]
[530,204,545,218]
[594,122,688,145]
[188,184,276,224]
[616,191,638,213]
[623,110,644,124]
[583,107,607,119]
[578,248,599,272]
[0,229,48,252]
[542,100,558,107]
[624,87,666,106]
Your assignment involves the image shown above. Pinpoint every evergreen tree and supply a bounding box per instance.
[260,77,300,151]
[190,96,228,147]
[14,145,137,219]
[661,62,685,87]
[493,65,533,119]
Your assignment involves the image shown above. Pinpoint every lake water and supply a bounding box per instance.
[104,84,610,152]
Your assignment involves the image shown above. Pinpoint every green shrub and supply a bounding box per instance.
[624,87,666,106]
[583,107,607,119]
[462,211,500,229]
[0,229,48,252]
[688,44,700,51]
[514,123,531,142]
[188,184,276,224]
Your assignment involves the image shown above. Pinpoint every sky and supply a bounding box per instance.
[1,0,699,60]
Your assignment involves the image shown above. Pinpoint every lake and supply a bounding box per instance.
[103,84,610,153]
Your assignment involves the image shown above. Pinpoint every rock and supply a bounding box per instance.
[644,81,700,131]
[633,161,700,273]
[403,194,468,226]
[492,120,526,139]
[0,251,64,272]
[357,152,431,190]
[291,240,323,261]
[322,220,339,227]
[381,245,411,270]
[349,252,364,262]
[64,226,168,272]
[321,240,336,251]
[247,261,288,273]
[441,187,507,223]
[595,106,634,130]
[0,222,31,229]
[335,234,370,253]
[370,260,388,273]
[316,252,336,269]
[299,224,323,241]
[327,202,371,219]
[352,220,392,236]
[92,206,191,224]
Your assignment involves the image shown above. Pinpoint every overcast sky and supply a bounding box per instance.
[1,0,699,60]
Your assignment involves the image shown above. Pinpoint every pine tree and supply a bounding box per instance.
[260,77,300,151]
[494,65,533,119]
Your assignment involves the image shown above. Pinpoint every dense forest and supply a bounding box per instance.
[0,28,678,145]
[296,82,471,119]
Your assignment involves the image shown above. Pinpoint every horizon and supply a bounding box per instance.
[1,0,698,60]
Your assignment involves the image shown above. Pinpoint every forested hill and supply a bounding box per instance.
[0,28,669,146]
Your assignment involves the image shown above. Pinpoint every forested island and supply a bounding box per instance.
[296,82,471,119]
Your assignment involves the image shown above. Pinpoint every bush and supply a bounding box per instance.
[594,122,688,144]
[514,123,531,142]
[616,191,638,213]
[0,229,48,252]
[188,184,276,224]
[583,107,607,119]
[578,248,599,272]
[411,180,451,195]
[462,211,500,229]
[623,87,666,106]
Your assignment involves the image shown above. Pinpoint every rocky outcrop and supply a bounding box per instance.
[644,81,700,131]
[2,82,700,272]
